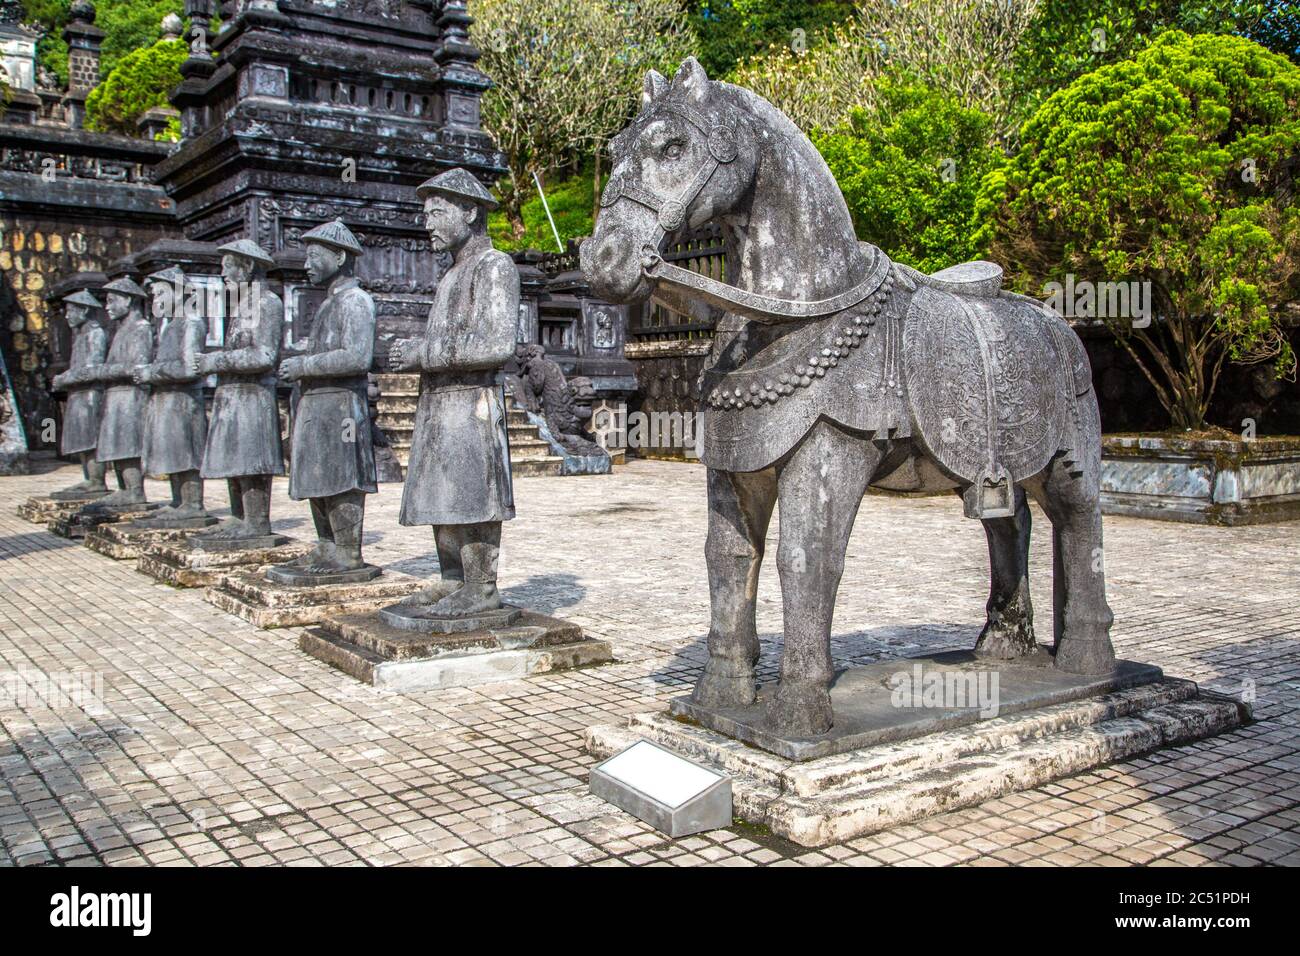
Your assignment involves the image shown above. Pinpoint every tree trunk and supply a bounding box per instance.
[592,147,602,227]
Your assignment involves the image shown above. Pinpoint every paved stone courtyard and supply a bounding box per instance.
[0,459,1296,867]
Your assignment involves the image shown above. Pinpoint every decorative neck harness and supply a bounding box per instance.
[602,96,890,323]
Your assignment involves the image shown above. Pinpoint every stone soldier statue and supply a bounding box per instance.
[190,239,286,544]
[49,288,109,500]
[88,276,154,507]
[131,266,213,527]
[267,220,378,583]
[387,168,518,618]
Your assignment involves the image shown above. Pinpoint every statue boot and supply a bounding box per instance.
[399,525,466,606]
[96,458,147,507]
[53,453,109,499]
[427,528,504,618]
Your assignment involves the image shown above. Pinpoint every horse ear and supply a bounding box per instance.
[642,69,667,108]
[672,56,710,104]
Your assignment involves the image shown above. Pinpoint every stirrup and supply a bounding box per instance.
[963,466,1014,520]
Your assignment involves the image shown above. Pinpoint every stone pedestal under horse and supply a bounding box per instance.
[581,57,1116,738]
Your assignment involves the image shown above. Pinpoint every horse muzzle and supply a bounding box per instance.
[579,233,654,304]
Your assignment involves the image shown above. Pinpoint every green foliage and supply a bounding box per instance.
[488,170,604,253]
[980,30,1300,429]
[687,0,855,78]
[23,0,183,87]
[85,37,184,136]
[1011,1,1283,122]
[813,83,1005,273]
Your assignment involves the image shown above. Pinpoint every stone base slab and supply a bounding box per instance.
[204,568,423,628]
[49,502,161,539]
[264,562,383,586]
[587,677,1248,847]
[299,607,612,690]
[671,651,1163,762]
[18,494,108,523]
[84,521,200,560]
[136,537,311,588]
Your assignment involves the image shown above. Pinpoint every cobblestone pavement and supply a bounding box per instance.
[0,459,1296,867]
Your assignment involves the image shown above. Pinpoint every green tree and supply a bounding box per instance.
[23,0,182,87]
[687,0,853,78]
[487,168,605,253]
[84,36,184,137]
[470,0,695,239]
[814,83,1004,273]
[978,31,1300,431]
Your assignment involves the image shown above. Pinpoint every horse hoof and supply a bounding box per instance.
[691,668,756,709]
[1053,639,1116,675]
[765,682,833,737]
[974,620,1038,660]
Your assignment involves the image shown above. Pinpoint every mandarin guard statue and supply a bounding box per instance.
[49,289,110,501]
[190,239,287,547]
[131,266,215,529]
[581,57,1116,739]
[266,220,379,584]
[86,277,155,509]
[383,168,518,626]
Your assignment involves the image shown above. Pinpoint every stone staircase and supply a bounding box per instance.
[375,373,566,477]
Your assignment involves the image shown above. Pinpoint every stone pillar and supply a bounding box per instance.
[432,0,490,133]
[62,0,105,129]
[174,0,217,139]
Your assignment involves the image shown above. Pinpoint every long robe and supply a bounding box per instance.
[141,314,208,477]
[287,275,376,500]
[201,287,285,478]
[95,315,153,463]
[398,234,517,526]
[57,321,107,455]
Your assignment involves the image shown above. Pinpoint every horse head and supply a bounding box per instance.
[581,57,758,304]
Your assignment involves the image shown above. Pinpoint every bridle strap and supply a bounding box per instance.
[600,98,739,239]
[644,244,891,323]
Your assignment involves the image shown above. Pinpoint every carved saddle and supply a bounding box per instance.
[899,261,1093,519]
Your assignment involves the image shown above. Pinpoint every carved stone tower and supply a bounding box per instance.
[152,0,506,352]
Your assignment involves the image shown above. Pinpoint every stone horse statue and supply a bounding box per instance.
[580,57,1116,737]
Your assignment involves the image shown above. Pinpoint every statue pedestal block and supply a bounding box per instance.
[85,519,209,561]
[585,653,1248,848]
[136,536,311,588]
[18,494,103,524]
[299,608,612,691]
[204,568,425,628]
[49,502,162,539]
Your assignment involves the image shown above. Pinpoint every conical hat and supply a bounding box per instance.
[63,289,101,309]
[300,219,363,256]
[216,238,276,268]
[416,167,499,209]
[147,265,187,287]
[102,276,148,299]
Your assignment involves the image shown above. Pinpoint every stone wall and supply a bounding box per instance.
[0,214,177,448]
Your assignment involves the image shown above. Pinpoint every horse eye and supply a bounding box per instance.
[663,142,684,160]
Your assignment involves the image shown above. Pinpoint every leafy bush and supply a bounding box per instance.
[688,0,854,78]
[814,83,1005,273]
[24,0,183,87]
[488,170,604,253]
[85,36,184,136]
[1010,1,1284,123]
[978,30,1300,430]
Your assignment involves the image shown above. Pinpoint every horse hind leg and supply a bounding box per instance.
[971,484,1038,660]
[691,466,777,709]
[1031,439,1117,674]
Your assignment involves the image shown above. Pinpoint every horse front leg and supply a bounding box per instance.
[691,466,777,709]
[973,484,1038,659]
[768,421,878,736]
